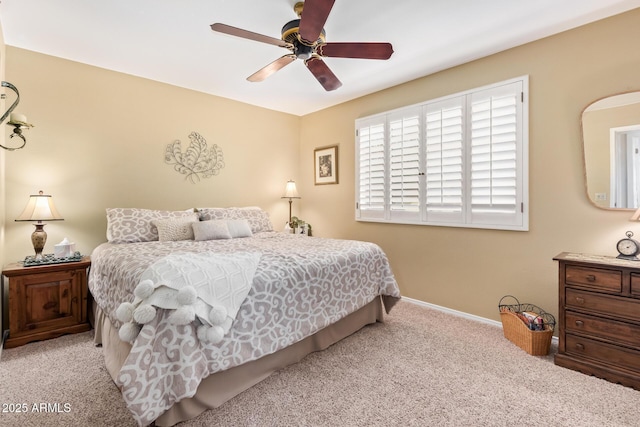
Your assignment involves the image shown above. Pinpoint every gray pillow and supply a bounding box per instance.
[192,220,232,241]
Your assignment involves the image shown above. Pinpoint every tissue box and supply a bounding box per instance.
[54,241,76,258]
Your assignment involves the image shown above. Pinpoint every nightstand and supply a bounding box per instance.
[1,256,91,348]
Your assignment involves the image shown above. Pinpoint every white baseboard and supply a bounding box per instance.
[401,296,559,345]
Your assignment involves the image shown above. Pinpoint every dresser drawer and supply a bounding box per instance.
[566,311,640,347]
[565,288,640,322]
[565,265,621,293]
[631,273,640,297]
[566,333,640,372]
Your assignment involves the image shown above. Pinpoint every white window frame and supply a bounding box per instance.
[355,76,529,231]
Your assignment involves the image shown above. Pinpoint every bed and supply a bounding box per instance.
[88,207,401,426]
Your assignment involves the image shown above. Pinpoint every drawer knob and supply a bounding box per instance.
[586,274,596,282]
[575,320,584,327]
[575,297,585,304]
[575,343,585,351]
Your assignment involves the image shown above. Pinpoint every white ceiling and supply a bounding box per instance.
[1,0,639,116]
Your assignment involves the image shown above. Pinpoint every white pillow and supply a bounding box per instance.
[192,220,232,241]
[196,207,273,233]
[226,219,253,238]
[152,214,199,241]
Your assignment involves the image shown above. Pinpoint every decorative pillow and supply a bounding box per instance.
[106,208,196,243]
[226,219,253,238]
[192,220,232,241]
[152,215,199,241]
[196,207,273,233]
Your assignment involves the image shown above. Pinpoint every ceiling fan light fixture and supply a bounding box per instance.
[294,42,314,60]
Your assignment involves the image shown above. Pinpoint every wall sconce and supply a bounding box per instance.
[1,81,33,151]
[281,180,301,226]
[15,190,64,260]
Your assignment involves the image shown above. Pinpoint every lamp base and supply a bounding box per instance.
[31,223,47,260]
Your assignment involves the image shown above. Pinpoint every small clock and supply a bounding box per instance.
[616,231,640,260]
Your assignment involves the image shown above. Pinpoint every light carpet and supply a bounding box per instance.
[1,300,640,426]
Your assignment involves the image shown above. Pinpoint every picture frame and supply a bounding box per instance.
[314,145,339,185]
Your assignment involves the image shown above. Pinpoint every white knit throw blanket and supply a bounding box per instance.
[117,251,261,343]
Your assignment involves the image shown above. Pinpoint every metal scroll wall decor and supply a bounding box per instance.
[164,131,225,183]
[1,81,34,151]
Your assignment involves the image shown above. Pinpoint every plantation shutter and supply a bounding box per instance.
[389,111,421,221]
[355,76,527,230]
[424,97,465,223]
[469,81,524,227]
[356,118,386,219]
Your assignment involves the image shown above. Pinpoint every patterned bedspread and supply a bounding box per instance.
[89,232,400,426]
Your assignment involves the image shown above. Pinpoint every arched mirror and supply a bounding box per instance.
[583,91,640,209]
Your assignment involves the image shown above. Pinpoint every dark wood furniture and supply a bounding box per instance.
[554,252,640,389]
[2,257,91,348]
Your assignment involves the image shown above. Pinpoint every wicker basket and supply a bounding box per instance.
[498,295,555,356]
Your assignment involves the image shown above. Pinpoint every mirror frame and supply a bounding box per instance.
[582,90,640,211]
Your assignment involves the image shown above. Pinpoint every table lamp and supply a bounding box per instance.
[15,190,64,259]
[281,180,301,226]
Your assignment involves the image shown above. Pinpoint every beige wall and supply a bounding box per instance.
[3,49,301,260]
[299,9,640,320]
[2,9,640,324]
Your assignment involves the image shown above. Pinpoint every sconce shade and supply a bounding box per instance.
[283,180,301,199]
[15,191,64,222]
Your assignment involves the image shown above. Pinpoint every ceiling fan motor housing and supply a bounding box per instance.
[281,19,326,59]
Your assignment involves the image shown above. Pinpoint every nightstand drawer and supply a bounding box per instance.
[565,265,622,293]
[565,288,640,322]
[566,310,640,347]
[566,333,640,372]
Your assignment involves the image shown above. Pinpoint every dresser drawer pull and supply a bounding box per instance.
[586,274,596,282]
[575,343,585,351]
[575,320,584,327]
[574,297,585,304]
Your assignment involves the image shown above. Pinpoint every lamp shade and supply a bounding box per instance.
[15,190,64,222]
[283,180,301,199]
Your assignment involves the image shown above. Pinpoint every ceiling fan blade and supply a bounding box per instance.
[211,23,293,49]
[298,0,336,44]
[318,42,394,60]
[305,57,342,91]
[247,55,297,82]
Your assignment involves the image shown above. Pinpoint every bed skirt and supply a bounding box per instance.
[92,297,385,426]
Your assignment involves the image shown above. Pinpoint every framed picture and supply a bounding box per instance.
[314,145,339,185]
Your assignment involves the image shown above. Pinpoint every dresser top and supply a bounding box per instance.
[554,252,640,268]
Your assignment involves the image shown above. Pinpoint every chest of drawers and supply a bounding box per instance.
[554,252,640,389]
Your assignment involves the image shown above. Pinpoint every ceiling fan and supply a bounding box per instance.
[211,0,394,91]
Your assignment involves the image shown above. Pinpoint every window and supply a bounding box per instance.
[356,76,528,231]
